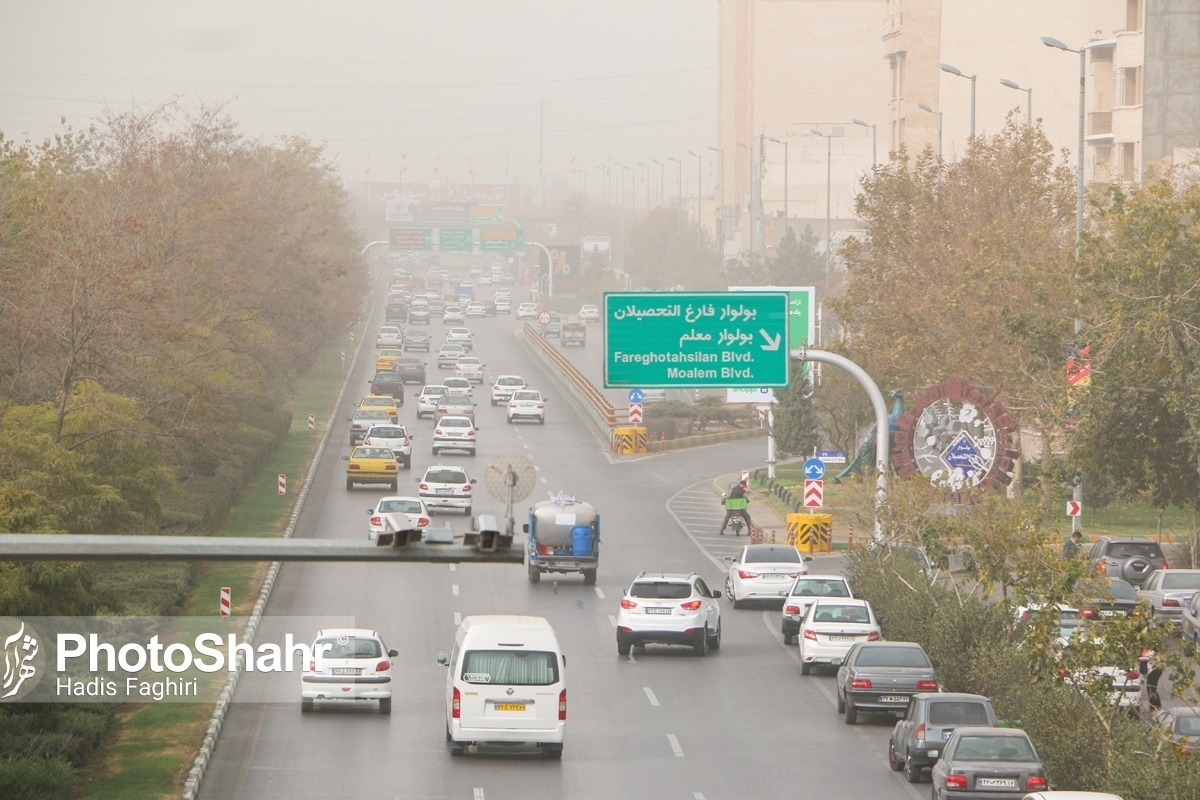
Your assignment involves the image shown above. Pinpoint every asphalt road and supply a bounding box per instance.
[199,278,923,800]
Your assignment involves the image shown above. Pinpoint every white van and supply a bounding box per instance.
[437,615,566,759]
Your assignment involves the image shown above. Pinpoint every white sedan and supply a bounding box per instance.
[465,301,487,318]
[366,496,431,540]
[578,304,600,322]
[446,327,473,350]
[516,303,539,320]
[723,544,812,608]
[507,389,546,424]
[301,628,397,714]
[375,325,402,348]
[454,356,485,384]
[491,375,526,405]
[796,598,881,674]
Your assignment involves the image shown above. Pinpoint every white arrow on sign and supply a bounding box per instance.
[804,479,823,508]
[758,330,782,351]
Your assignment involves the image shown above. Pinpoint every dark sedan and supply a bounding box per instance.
[393,356,426,385]
[930,727,1047,799]
[368,372,405,403]
[835,641,939,724]
[402,330,431,352]
[889,693,998,783]
[1081,577,1140,620]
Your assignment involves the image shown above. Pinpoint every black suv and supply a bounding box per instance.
[394,357,426,385]
[1088,537,1168,588]
[368,372,405,403]
[889,693,997,783]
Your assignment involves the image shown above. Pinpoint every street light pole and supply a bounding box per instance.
[765,137,788,236]
[638,162,650,211]
[917,103,944,160]
[652,158,664,206]
[851,119,877,167]
[810,128,837,275]
[668,156,682,229]
[939,62,977,137]
[707,145,724,245]
[999,78,1034,128]
[687,150,703,245]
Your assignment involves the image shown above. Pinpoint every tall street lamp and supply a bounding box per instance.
[687,150,703,245]
[616,162,635,213]
[809,128,840,276]
[638,162,650,211]
[651,158,664,206]
[765,137,788,236]
[999,78,1033,128]
[917,102,944,160]
[668,156,682,229]
[939,62,977,137]
[851,119,877,167]
[1041,34,1115,533]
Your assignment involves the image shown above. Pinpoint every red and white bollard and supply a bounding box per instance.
[847,523,854,551]
[340,351,346,367]
[278,474,286,495]
[307,414,315,430]
[220,587,231,617]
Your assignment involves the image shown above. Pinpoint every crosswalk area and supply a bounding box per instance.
[669,483,748,564]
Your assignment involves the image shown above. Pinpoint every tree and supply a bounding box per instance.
[772,366,818,458]
[624,206,720,289]
[768,225,823,285]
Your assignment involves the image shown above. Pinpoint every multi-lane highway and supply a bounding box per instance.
[199,275,924,800]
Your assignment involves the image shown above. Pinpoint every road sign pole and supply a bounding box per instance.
[766,406,776,479]
[794,349,889,543]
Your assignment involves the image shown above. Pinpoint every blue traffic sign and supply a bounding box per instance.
[628,389,644,404]
[803,458,826,480]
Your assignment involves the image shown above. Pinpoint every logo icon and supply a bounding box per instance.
[0,618,44,701]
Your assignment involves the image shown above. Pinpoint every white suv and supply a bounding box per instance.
[616,573,722,656]
[417,465,477,515]
[491,375,526,405]
[362,424,413,469]
[301,628,397,714]
[507,389,546,424]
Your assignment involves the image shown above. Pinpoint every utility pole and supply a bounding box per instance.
[539,99,545,207]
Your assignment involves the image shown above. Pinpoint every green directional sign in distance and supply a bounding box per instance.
[438,228,474,252]
[603,292,789,388]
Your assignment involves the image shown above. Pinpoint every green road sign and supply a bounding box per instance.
[480,228,524,251]
[471,206,505,224]
[603,292,790,388]
[438,228,474,252]
[389,227,432,250]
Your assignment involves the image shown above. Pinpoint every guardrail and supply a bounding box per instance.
[522,323,620,427]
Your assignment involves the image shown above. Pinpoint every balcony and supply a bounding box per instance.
[1088,111,1112,137]
[883,11,903,40]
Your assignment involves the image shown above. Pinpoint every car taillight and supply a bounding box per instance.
[462,484,471,492]
[376,660,391,672]
[1026,776,1047,790]
[917,680,938,690]
[363,437,372,445]
[680,600,702,611]
[370,516,383,526]
[537,404,544,409]
[385,464,396,471]
[850,678,872,689]
[308,659,315,671]
[371,385,380,393]
[509,403,517,409]
[1127,668,1141,681]
[803,629,817,641]
[1164,598,1181,607]
[1098,561,1107,574]
[785,605,801,615]
[467,430,474,436]
[418,483,428,490]
[1162,560,1170,570]
[1082,608,1096,619]
[434,429,442,435]
[536,543,552,555]
[867,631,881,641]
[452,687,461,718]
[417,517,429,527]
[620,598,637,609]
[348,464,361,470]
[493,385,500,391]
[737,570,759,579]
[559,689,567,720]
[403,438,410,446]
[945,775,967,789]
[914,723,926,745]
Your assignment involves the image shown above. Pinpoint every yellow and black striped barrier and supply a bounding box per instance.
[786,513,833,554]
[612,426,649,455]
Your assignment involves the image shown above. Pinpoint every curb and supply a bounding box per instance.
[516,329,612,443]
[181,281,375,800]
[658,427,766,451]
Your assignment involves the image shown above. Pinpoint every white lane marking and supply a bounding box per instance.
[667,733,684,757]
[454,612,462,625]
[452,584,460,596]
[449,564,457,572]
[534,465,541,471]
[607,615,617,628]
[643,687,660,706]
[761,612,837,706]
[474,789,485,800]
[694,794,707,800]
[666,483,728,571]
[541,477,547,484]
[594,587,605,599]
[522,443,530,449]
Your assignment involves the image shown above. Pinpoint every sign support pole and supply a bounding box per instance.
[766,406,776,479]
[530,242,553,298]
[793,349,889,542]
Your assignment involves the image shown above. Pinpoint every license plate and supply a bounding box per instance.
[645,607,672,615]
[554,561,577,569]
[879,695,908,703]
[1100,610,1115,617]
[828,636,858,642]
[331,668,361,676]
[436,488,452,494]
[763,574,786,580]
[976,778,1016,789]
[493,703,525,712]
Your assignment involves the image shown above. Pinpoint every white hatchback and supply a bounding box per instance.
[797,598,881,674]
[491,375,526,405]
[724,544,812,608]
[507,389,546,424]
[495,297,511,314]
[301,628,397,714]
[376,325,402,348]
[362,424,414,469]
[416,385,449,419]
[454,356,486,384]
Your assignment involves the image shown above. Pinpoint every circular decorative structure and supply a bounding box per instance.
[892,377,1017,502]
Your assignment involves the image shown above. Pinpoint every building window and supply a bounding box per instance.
[1094,144,1113,183]
[1122,142,1137,182]
[1120,67,1141,106]
[1126,0,1143,32]
[898,117,906,147]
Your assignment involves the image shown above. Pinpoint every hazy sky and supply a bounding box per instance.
[0,0,717,186]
